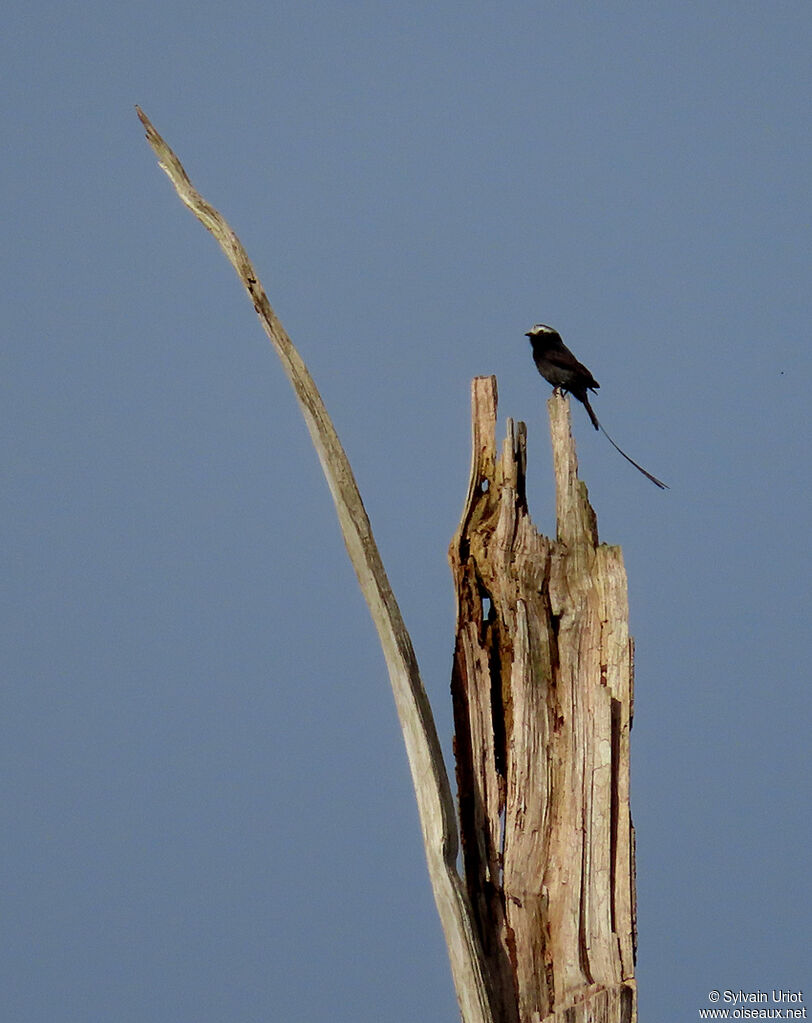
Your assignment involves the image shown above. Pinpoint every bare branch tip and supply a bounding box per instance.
[134,106,169,160]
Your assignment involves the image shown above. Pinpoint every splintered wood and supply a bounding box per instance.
[449,378,637,1023]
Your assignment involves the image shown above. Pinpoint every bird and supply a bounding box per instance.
[524,324,668,489]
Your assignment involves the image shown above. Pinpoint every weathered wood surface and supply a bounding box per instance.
[449,378,637,1023]
[138,107,637,1023]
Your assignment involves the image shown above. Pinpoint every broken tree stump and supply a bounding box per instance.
[449,377,637,1023]
[138,107,639,1022]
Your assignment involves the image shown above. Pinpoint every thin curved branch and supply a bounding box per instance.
[136,107,493,1023]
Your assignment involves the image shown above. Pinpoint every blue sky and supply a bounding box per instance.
[2,3,809,1021]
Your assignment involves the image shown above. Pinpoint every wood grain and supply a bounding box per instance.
[449,380,637,1022]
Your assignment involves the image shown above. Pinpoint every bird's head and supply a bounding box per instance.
[525,323,559,338]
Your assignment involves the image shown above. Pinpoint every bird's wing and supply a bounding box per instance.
[541,347,600,390]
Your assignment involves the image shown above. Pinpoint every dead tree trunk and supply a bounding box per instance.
[449,377,637,1023]
[138,108,637,1023]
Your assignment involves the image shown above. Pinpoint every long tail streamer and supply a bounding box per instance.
[599,424,669,489]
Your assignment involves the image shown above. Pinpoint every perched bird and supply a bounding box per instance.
[525,324,668,489]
